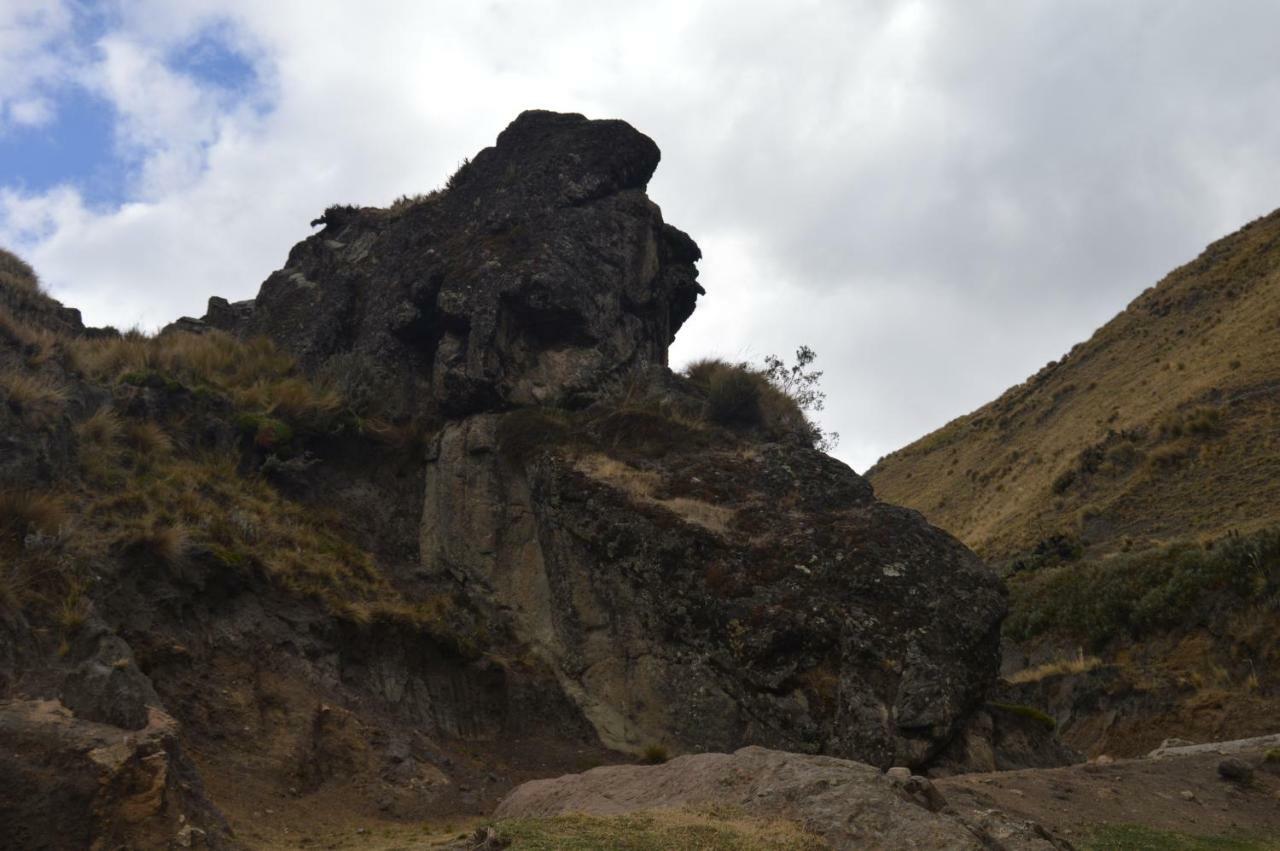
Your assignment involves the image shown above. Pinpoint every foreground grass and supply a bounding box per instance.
[488,810,825,850]
[1081,824,1280,850]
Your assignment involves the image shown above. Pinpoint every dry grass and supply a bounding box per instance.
[1,369,68,425]
[0,248,41,294]
[574,453,735,534]
[0,489,68,546]
[868,207,1280,560]
[1007,650,1102,684]
[684,358,817,447]
[76,406,122,447]
[123,420,174,456]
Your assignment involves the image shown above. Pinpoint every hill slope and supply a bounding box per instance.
[868,208,1280,562]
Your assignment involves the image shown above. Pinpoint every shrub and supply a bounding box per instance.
[640,744,669,764]
[707,367,762,426]
[683,348,838,451]
[235,413,295,450]
[1005,527,1280,648]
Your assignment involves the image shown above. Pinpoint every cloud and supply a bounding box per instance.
[8,96,55,127]
[4,1,1280,472]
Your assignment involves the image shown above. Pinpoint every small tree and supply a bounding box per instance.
[762,346,839,453]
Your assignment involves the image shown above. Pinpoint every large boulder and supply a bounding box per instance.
[423,408,1005,768]
[492,746,1066,850]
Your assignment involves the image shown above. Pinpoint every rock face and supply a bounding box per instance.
[202,110,703,418]
[0,699,230,850]
[203,110,1008,769]
[494,746,1066,850]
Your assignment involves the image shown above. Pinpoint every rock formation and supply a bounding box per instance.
[196,109,1007,768]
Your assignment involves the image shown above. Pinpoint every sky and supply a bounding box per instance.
[3,1,1280,473]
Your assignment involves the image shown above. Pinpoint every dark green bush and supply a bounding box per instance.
[1006,527,1280,648]
[707,368,762,427]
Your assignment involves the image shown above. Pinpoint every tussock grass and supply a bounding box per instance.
[1007,649,1102,684]
[76,406,122,447]
[123,420,174,456]
[0,489,68,547]
[683,358,823,449]
[0,248,40,294]
[1,369,68,425]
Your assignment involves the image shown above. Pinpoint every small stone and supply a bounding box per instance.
[1180,790,1196,801]
[175,825,206,849]
[1093,754,1114,766]
[1218,758,1254,784]
[886,766,911,783]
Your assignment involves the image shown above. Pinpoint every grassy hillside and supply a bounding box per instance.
[868,207,1280,563]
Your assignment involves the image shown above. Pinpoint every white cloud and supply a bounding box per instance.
[5,1,1280,472]
[8,96,55,127]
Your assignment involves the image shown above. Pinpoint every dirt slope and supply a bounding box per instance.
[867,207,1280,561]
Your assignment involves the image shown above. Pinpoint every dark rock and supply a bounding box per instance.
[60,628,163,731]
[1218,757,1254,783]
[204,110,703,419]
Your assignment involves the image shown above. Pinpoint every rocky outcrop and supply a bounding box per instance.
[0,699,231,850]
[196,110,1009,769]
[423,413,1005,768]
[199,110,702,418]
[493,746,1066,850]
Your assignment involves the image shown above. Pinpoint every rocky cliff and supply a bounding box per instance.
[1,111,1022,848]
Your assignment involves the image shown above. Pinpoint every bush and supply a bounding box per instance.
[707,367,762,426]
[1006,527,1280,648]
[683,347,838,451]
[640,744,669,764]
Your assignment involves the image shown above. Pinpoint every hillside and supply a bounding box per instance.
[867,209,1280,760]
[868,208,1280,563]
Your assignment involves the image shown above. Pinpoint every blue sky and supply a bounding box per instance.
[4,1,1280,472]
[0,5,258,208]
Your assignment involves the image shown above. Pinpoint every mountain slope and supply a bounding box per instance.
[868,208,1280,562]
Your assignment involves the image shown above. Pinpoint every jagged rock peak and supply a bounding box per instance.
[200,110,704,418]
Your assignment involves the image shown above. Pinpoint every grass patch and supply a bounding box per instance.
[1006,650,1101,684]
[640,744,669,765]
[1080,823,1279,850]
[1005,526,1280,648]
[486,810,825,850]
[1,369,68,425]
[987,702,1056,731]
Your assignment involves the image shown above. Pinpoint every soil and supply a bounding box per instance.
[938,740,1280,846]
[189,733,1280,848]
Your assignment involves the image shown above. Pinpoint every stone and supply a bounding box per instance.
[205,110,703,420]
[1218,757,1254,783]
[495,746,1065,850]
